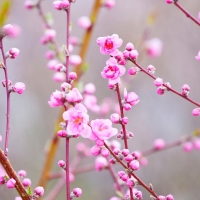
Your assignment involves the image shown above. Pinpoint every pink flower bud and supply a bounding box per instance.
[101,148,110,157]
[84,83,96,94]
[69,36,79,45]
[91,145,101,156]
[182,84,190,96]
[126,178,136,188]
[78,16,91,29]
[8,48,20,59]
[132,151,140,160]
[95,157,107,171]
[129,50,139,60]
[0,176,6,185]
[195,50,200,61]
[57,130,67,138]
[13,82,26,94]
[135,191,142,200]
[55,63,65,72]
[0,135,2,142]
[121,174,129,181]
[124,154,133,162]
[157,87,165,95]
[140,157,148,166]
[154,138,165,150]
[123,50,129,59]
[166,194,174,200]
[61,82,71,92]
[95,139,104,146]
[166,0,173,4]
[58,160,66,168]
[183,142,193,152]
[154,78,163,87]
[47,59,59,70]
[126,42,134,51]
[6,178,16,188]
[2,24,15,36]
[145,38,163,57]
[123,103,132,111]
[158,196,166,200]
[45,50,54,60]
[53,72,65,82]
[22,178,31,187]
[110,197,121,200]
[110,140,121,150]
[69,55,82,66]
[17,170,26,178]
[193,138,200,150]
[34,186,44,197]
[113,148,121,155]
[65,88,83,103]
[24,0,35,10]
[69,72,77,81]
[15,197,22,200]
[122,149,129,156]
[192,108,200,116]
[110,113,120,124]
[147,64,156,75]
[53,1,63,10]
[2,80,12,87]
[118,171,126,178]
[110,158,116,164]
[45,29,56,41]
[121,117,128,125]
[129,160,140,170]
[124,88,140,107]
[104,0,116,9]
[128,67,138,76]
[61,0,70,9]
[72,188,82,197]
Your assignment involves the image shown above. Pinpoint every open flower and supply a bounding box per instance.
[63,103,91,138]
[90,119,117,140]
[96,34,123,56]
[101,57,125,84]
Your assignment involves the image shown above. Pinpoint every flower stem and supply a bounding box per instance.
[0,39,10,156]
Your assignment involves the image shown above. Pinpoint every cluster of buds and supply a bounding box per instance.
[158,194,174,200]
[90,142,110,158]
[110,113,128,125]
[0,176,16,188]
[118,171,138,187]
[17,170,31,188]
[154,78,171,95]
[116,129,134,140]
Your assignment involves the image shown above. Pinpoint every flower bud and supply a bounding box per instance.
[6,178,16,188]
[110,113,120,124]
[8,48,20,59]
[126,42,134,51]
[154,78,163,87]
[129,160,140,170]
[34,186,44,197]
[78,16,91,29]
[129,50,139,60]
[91,145,101,156]
[22,178,31,187]
[154,138,165,150]
[13,82,26,94]
[17,170,26,178]
[71,188,82,197]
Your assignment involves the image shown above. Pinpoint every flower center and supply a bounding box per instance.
[74,117,83,125]
[105,39,114,50]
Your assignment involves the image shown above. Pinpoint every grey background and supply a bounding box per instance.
[0,0,200,199]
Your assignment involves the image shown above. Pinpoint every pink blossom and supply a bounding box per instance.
[69,55,82,66]
[69,72,77,81]
[71,188,82,197]
[128,67,139,76]
[145,38,163,58]
[69,36,79,45]
[2,24,15,36]
[101,57,125,84]
[13,82,26,94]
[123,88,140,108]
[195,50,200,61]
[48,90,65,108]
[101,148,110,157]
[65,88,83,104]
[34,186,44,197]
[45,50,54,60]
[110,113,120,124]
[8,48,20,59]
[96,34,123,56]
[126,42,134,51]
[154,78,163,87]
[157,87,166,95]
[6,178,16,188]
[90,119,118,140]
[91,145,102,156]
[44,29,56,41]
[47,59,59,70]
[78,16,91,29]
[129,50,139,60]
[193,138,200,150]
[129,160,140,170]
[166,194,174,200]
[18,170,26,178]
[126,178,136,188]
[95,157,108,171]
[63,103,91,138]
[147,64,156,75]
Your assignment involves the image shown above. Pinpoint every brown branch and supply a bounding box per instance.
[0,149,30,200]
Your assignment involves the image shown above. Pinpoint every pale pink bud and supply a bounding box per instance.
[24,0,35,10]
[126,178,136,188]
[22,178,31,187]
[110,140,121,150]
[166,0,173,4]
[122,117,128,125]
[128,67,138,76]
[154,138,165,150]
[154,78,163,87]
[72,188,82,197]
[45,29,56,41]
[69,55,82,66]
[129,50,139,60]
[65,88,83,103]
[34,186,44,197]
[140,157,148,166]
[0,176,6,185]
[123,50,129,59]
[13,82,26,94]
[45,50,54,60]
[101,148,110,157]
[15,197,22,200]
[193,138,200,150]
[53,72,65,82]
[61,0,70,9]
[8,48,20,59]
[95,157,107,171]
[95,139,104,146]
[2,24,15,36]
[69,72,77,81]
[124,88,140,106]
[18,170,26,178]
[104,0,116,9]
[58,160,66,168]
[182,84,190,96]
[135,191,142,200]
[6,178,16,188]
[78,16,91,29]
[2,80,12,87]
[61,82,71,92]
[166,194,174,200]
[110,158,116,164]
[126,42,134,51]
[147,64,156,75]
[183,142,193,152]
[131,151,140,160]
[53,1,62,10]
[122,149,129,156]
[121,174,129,181]
[91,145,101,156]
[192,108,200,116]
[158,196,166,200]
[84,83,96,94]
[118,59,126,66]
[55,63,65,72]
[124,154,133,162]
[129,160,140,170]
[145,38,163,57]
[110,113,120,124]
[47,59,59,70]
[118,171,126,178]
[110,197,121,200]
[57,130,67,138]
[113,148,121,155]
[123,103,132,111]
[69,36,79,45]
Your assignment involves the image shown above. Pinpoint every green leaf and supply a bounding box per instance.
[45,12,54,26]
[26,186,32,195]
[0,0,12,28]
[81,62,89,73]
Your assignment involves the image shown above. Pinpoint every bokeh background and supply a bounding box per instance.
[0,0,200,199]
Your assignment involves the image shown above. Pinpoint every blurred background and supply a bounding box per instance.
[0,0,200,199]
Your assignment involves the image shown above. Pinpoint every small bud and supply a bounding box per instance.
[122,149,129,156]
[8,48,20,59]
[129,160,140,170]
[2,24,15,36]
[183,142,193,152]
[84,83,96,94]
[182,84,190,96]
[6,178,16,188]
[104,0,116,9]
[34,186,44,197]
[69,55,82,66]
[69,72,77,81]
[24,0,36,10]
[57,130,67,138]
[147,64,156,75]
[101,148,110,157]
[192,108,200,116]
[126,178,136,187]
[71,188,82,197]
[126,42,134,51]
[154,78,163,87]
[166,194,174,200]
[78,16,91,29]
[110,113,120,124]
[95,157,108,171]
[129,50,139,60]
[22,178,31,187]
[58,160,66,169]
[13,82,26,94]
[121,117,128,125]
[128,67,139,76]
[17,170,26,178]
[154,138,165,150]
[166,0,173,4]
[91,145,101,156]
